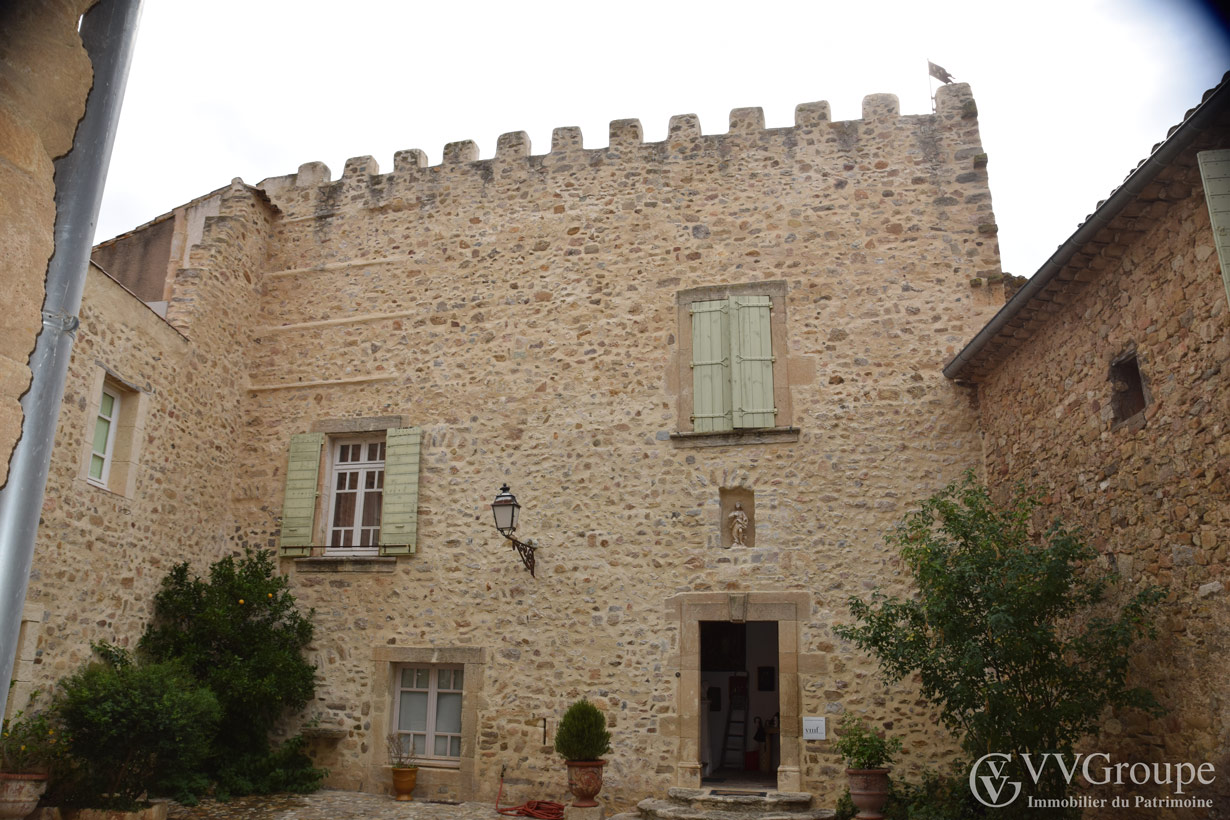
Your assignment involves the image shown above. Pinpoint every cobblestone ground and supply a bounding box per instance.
[166,790,507,820]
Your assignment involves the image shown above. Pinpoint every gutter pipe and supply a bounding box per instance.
[943,78,1230,381]
[0,0,143,718]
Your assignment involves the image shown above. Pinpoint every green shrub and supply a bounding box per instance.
[834,789,856,820]
[0,699,60,774]
[207,734,324,800]
[554,699,611,761]
[891,767,989,820]
[834,768,989,820]
[831,714,902,769]
[50,645,219,810]
[835,472,1163,814]
[138,549,322,796]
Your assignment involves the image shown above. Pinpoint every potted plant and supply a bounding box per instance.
[553,699,611,808]
[831,714,902,820]
[0,703,58,820]
[385,734,418,801]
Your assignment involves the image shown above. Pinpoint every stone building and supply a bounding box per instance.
[9,73,1227,817]
[946,76,1230,813]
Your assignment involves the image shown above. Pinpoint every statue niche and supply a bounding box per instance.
[719,488,754,549]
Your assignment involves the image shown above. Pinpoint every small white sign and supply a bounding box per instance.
[802,717,826,740]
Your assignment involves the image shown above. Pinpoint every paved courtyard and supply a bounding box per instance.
[166,790,523,820]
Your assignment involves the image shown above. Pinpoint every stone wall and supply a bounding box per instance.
[0,0,96,488]
[228,83,1004,809]
[26,182,275,692]
[92,190,223,311]
[975,162,1230,813]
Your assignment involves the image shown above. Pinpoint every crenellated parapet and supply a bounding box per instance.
[257,84,985,219]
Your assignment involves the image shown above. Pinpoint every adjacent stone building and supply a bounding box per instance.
[946,77,1230,813]
[9,72,1227,817]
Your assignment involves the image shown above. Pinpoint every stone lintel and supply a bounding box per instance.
[372,646,488,665]
[312,415,409,433]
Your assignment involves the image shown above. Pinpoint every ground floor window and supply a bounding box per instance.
[393,665,463,762]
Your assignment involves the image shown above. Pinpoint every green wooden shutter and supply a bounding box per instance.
[730,295,776,428]
[1198,149,1230,307]
[691,300,733,432]
[380,426,422,556]
[279,433,324,556]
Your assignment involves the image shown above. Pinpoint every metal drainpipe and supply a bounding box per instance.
[0,0,143,718]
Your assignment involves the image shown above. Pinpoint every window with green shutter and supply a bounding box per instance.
[278,426,423,558]
[279,433,324,557]
[730,295,776,429]
[379,427,422,556]
[691,299,733,432]
[688,293,777,432]
[1198,149,1230,307]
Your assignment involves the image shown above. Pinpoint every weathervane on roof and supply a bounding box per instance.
[928,60,957,113]
[928,61,956,84]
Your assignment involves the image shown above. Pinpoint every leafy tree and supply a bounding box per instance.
[835,472,1163,811]
[51,644,219,809]
[139,549,321,796]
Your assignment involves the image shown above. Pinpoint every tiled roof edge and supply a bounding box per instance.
[944,72,1230,382]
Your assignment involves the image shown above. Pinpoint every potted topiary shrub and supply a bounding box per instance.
[385,734,418,801]
[553,699,611,808]
[0,701,58,820]
[831,714,902,820]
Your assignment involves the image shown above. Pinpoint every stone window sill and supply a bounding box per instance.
[301,726,348,741]
[670,427,800,448]
[81,476,134,502]
[1111,410,1147,433]
[293,556,397,573]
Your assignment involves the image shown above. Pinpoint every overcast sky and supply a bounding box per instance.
[95,0,1229,277]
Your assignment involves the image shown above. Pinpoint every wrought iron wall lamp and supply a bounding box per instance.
[490,484,537,577]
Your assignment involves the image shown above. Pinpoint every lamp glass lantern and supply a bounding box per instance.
[491,484,520,535]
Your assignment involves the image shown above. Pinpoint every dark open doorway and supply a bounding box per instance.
[699,621,779,786]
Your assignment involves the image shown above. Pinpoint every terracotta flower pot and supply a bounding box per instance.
[0,772,49,820]
[565,759,606,807]
[390,766,418,801]
[846,768,890,820]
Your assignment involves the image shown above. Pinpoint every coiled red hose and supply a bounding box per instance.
[495,771,566,819]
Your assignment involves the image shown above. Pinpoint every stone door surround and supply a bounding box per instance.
[666,591,812,793]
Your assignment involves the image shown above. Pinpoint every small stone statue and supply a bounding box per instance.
[728,502,749,547]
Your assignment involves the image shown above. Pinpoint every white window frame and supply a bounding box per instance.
[391,664,464,767]
[325,435,385,555]
[86,386,121,489]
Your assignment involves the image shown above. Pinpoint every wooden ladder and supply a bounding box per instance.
[720,673,749,769]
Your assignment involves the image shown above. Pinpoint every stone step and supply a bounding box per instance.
[667,788,817,813]
[634,797,834,820]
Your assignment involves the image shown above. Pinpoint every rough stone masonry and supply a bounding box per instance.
[28,82,1007,812]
